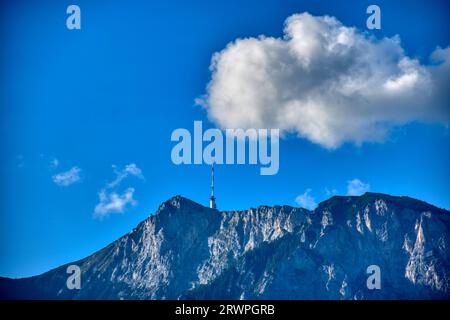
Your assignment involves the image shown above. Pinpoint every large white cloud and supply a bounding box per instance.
[197,13,450,148]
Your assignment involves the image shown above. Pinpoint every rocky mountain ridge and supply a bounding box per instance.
[1,192,449,299]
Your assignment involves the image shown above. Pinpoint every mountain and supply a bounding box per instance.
[1,193,449,300]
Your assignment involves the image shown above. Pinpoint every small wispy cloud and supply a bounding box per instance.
[93,163,144,219]
[347,179,370,196]
[52,166,82,187]
[295,189,318,210]
[325,187,338,196]
[50,158,59,169]
[107,163,144,189]
[94,188,137,218]
[16,155,25,168]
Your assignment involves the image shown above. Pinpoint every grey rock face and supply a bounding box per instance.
[1,193,449,299]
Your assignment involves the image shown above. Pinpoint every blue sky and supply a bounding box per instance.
[1,0,449,278]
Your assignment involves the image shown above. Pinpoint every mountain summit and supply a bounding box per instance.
[1,193,449,299]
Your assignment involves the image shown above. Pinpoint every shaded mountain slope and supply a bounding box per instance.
[1,193,449,299]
